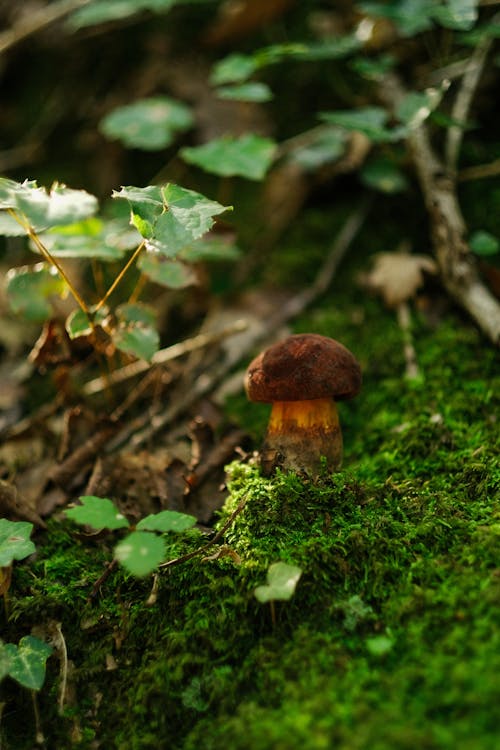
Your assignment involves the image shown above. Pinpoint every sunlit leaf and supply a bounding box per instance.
[66,496,130,530]
[100,96,194,151]
[5,263,67,321]
[65,307,108,339]
[137,510,197,532]
[114,183,230,255]
[254,562,302,603]
[0,520,35,567]
[181,134,277,180]
[4,636,52,690]
[366,635,394,656]
[115,531,166,576]
[0,178,97,232]
[0,211,26,236]
[138,253,198,288]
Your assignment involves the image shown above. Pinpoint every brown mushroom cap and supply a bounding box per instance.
[245,333,361,403]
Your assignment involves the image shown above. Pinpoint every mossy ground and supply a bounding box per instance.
[2,216,499,748]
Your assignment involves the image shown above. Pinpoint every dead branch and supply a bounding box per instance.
[380,73,500,346]
[0,0,90,56]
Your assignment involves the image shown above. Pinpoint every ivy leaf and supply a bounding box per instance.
[66,496,130,531]
[5,263,68,321]
[138,253,198,288]
[181,134,277,180]
[137,510,197,533]
[0,179,98,232]
[100,96,194,151]
[4,636,52,690]
[0,520,35,567]
[254,562,302,603]
[114,183,231,256]
[469,230,499,257]
[115,531,166,577]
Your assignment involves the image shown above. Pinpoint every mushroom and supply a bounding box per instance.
[245,334,361,476]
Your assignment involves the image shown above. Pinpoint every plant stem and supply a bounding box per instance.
[94,241,145,313]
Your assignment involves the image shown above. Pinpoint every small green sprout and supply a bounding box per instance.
[255,562,302,603]
[65,496,197,577]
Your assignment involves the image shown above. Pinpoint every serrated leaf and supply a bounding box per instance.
[1,180,98,232]
[254,562,302,603]
[137,510,197,533]
[216,83,273,103]
[181,134,277,180]
[5,636,52,690]
[0,211,27,236]
[66,496,130,530]
[138,253,198,288]
[5,263,67,321]
[113,183,230,255]
[0,520,35,566]
[115,531,166,576]
[100,96,194,151]
[469,230,499,256]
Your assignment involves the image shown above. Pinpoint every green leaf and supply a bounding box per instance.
[216,83,273,103]
[360,158,409,193]
[360,1,434,36]
[0,520,35,566]
[114,183,231,255]
[0,211,27,236]
[68,0,180,29]
[431,0,478,30]
[0,641,13,682]
[0,179,98,232]
[290,127,347,171]
[66,496,130,530]
[396,87,446,129]
[137,510,197,533]
[181,134,277,180]
[469,230,499,256]
[5,263,68,321]
[366,635,394,656]
[4,636,52,690]
[320,107,406,143]
[180,236,241,262]
[138,253,198,288]
[65,307,108,339]
[115,531,166,576]
[254,562,302,603]
[350,54,396,80]
[100,96,194,151]
[113,304,160,361]
[38,218,136,261]
[210,54,258,85]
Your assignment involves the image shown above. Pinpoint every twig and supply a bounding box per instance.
[396,302,420,380]
[82,319,248,395]
[88,559,118,601]
[0,0,90,55]
[158,498,247,570]
[459,157,500,182]
[380,73,500,346]
[445,14,499,173]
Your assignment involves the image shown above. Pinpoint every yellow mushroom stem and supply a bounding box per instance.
[261,398,343,476]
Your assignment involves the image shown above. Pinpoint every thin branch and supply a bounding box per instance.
[445,14,499,172]
[0,0,90,56]
[380,73,500,346]
[94,241,146,313]
[459,157,500,182]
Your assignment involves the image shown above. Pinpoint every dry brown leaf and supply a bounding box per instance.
[364,252,437,308]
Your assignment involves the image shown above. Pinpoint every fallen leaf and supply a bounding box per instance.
[363,251,437,308]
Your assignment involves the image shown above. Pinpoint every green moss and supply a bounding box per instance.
[2,242,499,749]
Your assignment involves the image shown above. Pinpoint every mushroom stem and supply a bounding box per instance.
[262,398,343,476]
